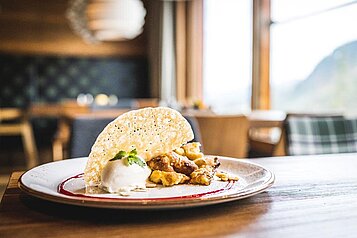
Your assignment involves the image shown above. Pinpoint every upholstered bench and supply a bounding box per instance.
[285,115,357,155]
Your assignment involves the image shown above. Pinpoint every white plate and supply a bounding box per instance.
[19,157,274,209]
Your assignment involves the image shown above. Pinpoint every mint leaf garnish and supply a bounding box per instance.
[128,148,138,157]
[126,155,146,167]
[109,150,127,161]
[109,148,146,167]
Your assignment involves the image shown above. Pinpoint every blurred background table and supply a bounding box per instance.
[29,102,251,161]
[28,103,290,161]
[29,100,158,161]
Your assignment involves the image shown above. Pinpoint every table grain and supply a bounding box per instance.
[1,154,357,238]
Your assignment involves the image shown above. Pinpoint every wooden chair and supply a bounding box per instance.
[248,110,287,157]
[0,108,38,168]
[248,129,286,157]
[194,115,249,158]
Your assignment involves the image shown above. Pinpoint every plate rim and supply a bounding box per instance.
[19,156,275,209]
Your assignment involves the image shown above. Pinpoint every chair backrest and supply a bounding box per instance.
[69,117,113,158]
[284,114,357,155]
[183,115,202,145]
[195,115,248,158]
[344,118,357,152]
[69,115,203,158]
[0,108,24,122]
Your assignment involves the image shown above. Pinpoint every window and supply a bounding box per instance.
[203,0,253,113]
[270,0,357,115]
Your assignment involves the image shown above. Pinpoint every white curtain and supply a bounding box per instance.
[160,1,176,104]
[147,0,177,107]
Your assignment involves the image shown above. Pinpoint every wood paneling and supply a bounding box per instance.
[0,0,148,57]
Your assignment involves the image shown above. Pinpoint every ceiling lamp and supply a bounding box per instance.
[67,0,146,44]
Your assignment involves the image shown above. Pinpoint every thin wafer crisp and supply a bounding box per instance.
[84,107,194,186]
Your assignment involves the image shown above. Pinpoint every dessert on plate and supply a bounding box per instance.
[84,107,237,195]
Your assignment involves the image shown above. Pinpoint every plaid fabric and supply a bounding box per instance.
[345,119,357,152]
[285,116,357,155]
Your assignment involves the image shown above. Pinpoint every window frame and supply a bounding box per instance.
[252,0,271,110]
[182,0,271,110]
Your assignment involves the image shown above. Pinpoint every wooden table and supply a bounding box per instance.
[1,153,357,237]
[248,110,286,128]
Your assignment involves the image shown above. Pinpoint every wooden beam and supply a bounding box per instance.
[175,1,187,104]
[252,0,271,110]
[186,0,203,102]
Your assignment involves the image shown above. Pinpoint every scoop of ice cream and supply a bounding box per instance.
[101,158,151,193]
